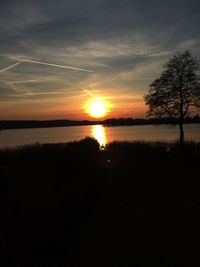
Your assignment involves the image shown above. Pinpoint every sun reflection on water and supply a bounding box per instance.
[92,125,106,148]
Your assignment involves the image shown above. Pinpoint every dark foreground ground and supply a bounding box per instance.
[0,138,200,266]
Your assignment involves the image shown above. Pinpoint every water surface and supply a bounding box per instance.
[0,124,200,148]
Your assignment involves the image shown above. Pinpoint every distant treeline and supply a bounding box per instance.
[103,116,200,126]
[0,115,200,130]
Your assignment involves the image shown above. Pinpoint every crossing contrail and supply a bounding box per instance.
[0,62,22,73]
[9,57,94,73]
[83,89,94,96]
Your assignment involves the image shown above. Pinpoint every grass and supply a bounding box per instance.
[0,137,200,266]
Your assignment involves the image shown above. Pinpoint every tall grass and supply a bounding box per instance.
[0,137,200,265]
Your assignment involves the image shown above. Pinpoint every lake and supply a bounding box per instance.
[0,124,200,148]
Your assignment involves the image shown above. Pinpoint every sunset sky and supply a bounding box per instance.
[0,0,200,120]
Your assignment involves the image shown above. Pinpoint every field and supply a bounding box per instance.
[0,138,200,266]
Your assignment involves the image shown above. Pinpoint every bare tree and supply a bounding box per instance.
[144,50,200,145]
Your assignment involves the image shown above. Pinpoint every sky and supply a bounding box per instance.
[0,0,200,120]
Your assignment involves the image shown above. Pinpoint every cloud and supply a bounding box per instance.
[0,0,200,118]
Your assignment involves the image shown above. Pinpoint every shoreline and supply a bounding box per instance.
[1,119,200,131]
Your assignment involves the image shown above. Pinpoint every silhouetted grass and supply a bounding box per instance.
[0,138,200,266]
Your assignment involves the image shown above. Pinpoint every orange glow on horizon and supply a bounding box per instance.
[0,93,147,120]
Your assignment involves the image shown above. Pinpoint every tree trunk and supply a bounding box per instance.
[179,121,184,145]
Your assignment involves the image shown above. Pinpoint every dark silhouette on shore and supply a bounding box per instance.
[0,138,200,265]
[144,50,200,145]
[1,115,200,130]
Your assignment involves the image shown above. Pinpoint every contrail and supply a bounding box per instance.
[9,57,94,73]
[82,83,97,96]
[10,91,68,98]
[83,89,94,96]
[8,79,38,84]
[0,62,22,73]
[19,91,68,96]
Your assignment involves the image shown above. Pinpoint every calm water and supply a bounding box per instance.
[0,124,200,148]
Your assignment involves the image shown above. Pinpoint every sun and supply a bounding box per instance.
[87,99,107,118]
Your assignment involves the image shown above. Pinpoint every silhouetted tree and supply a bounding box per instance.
[144,50,200,145]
